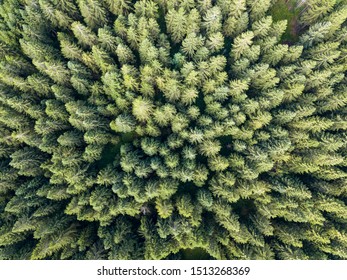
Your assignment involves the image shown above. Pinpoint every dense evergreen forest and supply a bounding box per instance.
[1,0,347,260]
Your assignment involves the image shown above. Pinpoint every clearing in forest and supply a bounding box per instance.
[270,0,305,43]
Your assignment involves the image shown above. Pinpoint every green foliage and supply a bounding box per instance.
[269,0,303,42]
[0,0,347,260]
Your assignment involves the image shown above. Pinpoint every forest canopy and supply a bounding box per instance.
[1,0,347,260]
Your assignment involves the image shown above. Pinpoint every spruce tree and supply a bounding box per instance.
[0,0,347,260]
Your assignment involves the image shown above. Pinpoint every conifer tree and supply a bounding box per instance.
[0,0,347,260]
